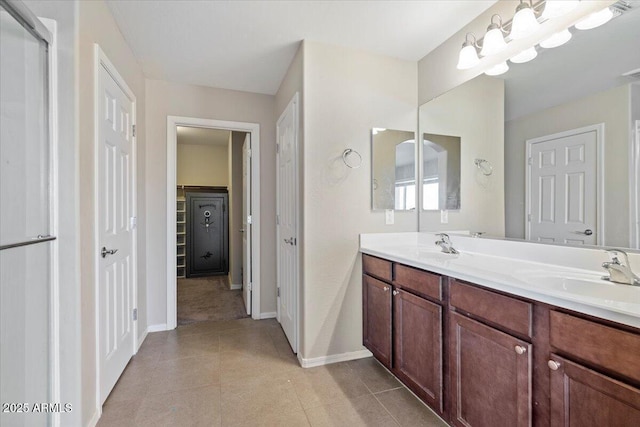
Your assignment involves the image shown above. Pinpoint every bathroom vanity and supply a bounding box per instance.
[360,233,640,427]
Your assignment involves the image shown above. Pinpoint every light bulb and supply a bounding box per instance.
[575,7,613,30]
[510,47,538,64]
[485,62,509,76]
[481,26,508,56]
[457,44,480,70]
[542,0,579,20]
[510,3,540,40]
[540,29,572,48]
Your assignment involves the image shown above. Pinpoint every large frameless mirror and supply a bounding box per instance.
[371,128,416,211]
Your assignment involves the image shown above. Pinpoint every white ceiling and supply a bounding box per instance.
[177,126,231,146]
[106,0,497,95]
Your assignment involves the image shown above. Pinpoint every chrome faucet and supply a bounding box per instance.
[435,233,459,255]
[601,249,640,286]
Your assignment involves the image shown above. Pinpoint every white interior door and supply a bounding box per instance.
[277,93,299,352]
[527,125,600,245]
[242,133,251,315]
[632,120,640,249]
[97,55,136,404]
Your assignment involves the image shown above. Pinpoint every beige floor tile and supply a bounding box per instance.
[135,385,221,427]
[221,372,304,425]
[218,327,279,355]
[290,363,371,410]
[219,348,300,384]
[375,388,448,427]
[159,332,220,362]
[104,360,156,404]
[96,398,143,427]
[346,357,403,393]
[146,355,221,396]
[305,394,400,427]
[224,409,311,427]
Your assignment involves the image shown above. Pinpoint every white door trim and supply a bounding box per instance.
[276,92,300,354]
[93,44,138,411]
[525,123,604,245]
[166,116,261,328]
[631,119,640,249]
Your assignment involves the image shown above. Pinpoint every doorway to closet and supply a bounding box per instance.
[167,118,261,330]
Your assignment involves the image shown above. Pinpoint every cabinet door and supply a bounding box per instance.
[394,289,443,413]
[549,354,640,427]
[363,275,392,368]
[450,312,532,427]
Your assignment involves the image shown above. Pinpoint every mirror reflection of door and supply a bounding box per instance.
[371,128,416,210]
[423,133,461,211]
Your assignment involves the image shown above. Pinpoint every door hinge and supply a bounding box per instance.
[247,148,252,158]
[247,215,252,224]
[130,216,137,229]
[277,287,280,297]
[276,143,280,154]
[132,124,136,137]
[527,157,532,165]
[248,282,252,291]
[132,308,138,321]
[527,214,532,222]
[223,204,226,212]
[276,214,280,225]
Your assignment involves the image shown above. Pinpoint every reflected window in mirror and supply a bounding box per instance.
[371,129,416,211]
[422,133,461,211]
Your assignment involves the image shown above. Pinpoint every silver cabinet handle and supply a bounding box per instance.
[101,247,118,258]
[383,286,389,292]
[514,345,527,355]
[548,360,561,371]
[392,290,399,296]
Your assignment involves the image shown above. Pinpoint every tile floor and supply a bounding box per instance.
[98,318,448,427]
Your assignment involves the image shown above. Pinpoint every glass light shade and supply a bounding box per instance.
[541,0,579,20]
[485,62,509,76]
[457,44,480,70]
[510,4,540,40]
[575,7,613,30]
[540,29,572,48]
[510,47,538,63]
[480,27,507,56]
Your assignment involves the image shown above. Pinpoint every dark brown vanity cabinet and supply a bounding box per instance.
[363,274,392,368]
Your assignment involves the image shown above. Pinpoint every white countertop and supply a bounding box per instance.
[360,232,640,329]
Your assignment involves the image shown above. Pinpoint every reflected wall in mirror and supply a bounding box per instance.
[423,133,461,210]
[371,129,416,211]
[419,2,640,249]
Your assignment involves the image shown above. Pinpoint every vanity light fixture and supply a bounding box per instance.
[510,0,540,40]
[485,61,509,76]
[575,6,614,30]
[456,33,481,70]
[540,28,572,48]
[541,0,580,20]
[510,46,538,63]
[480,15,508,57]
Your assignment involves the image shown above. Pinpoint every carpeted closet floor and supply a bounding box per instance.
[177,276,249,325]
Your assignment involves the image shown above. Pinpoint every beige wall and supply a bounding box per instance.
[505,84,631,246]
[419,75,505,236]
[177,143,229,187]
[145,79,276,326]
[78,0,147,424]
[302,41,417,360]
[229,132,245,286]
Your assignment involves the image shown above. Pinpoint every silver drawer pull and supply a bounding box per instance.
[514,345,527,355]
[548,360,561,371]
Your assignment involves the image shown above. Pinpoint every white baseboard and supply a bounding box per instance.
[230,283,242,290]
[259,311,277,319]
[147,323,168,333]
[297,349,373,368]
[136,328,148,352]
[87,407,101,427]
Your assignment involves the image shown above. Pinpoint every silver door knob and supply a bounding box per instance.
[101,247,118,258]
[284,237,293,245]
[548,360,561,370]
[575,229,593,236]
[514,345,527,355]
[239,229,245,233]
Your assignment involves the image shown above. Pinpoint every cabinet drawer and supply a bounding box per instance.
[450,280,532,339]
[362,254,392,282]
[394,264,442,302]
[550,311,640,384]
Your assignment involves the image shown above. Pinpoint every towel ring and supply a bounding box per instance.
[474,158,493,176]
[342,149,362,169]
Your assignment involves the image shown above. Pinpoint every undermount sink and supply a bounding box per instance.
[517,270,640,302]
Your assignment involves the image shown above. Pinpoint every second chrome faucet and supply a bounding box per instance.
[435,233,459,255]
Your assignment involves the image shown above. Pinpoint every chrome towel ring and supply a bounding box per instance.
[474,158,493,176]
[342,149,362,169]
